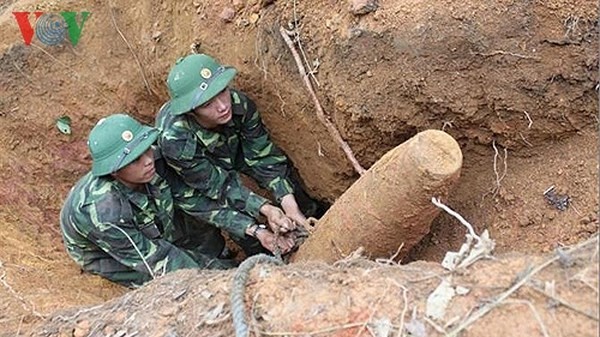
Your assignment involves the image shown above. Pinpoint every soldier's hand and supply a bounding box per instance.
[254,228,294,254]
[280,194,308,228]
[260,204,296,233]
[286,211,308,229]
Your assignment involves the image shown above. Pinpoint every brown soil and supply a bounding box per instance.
[33,237,600,337]
[0,0,597,335]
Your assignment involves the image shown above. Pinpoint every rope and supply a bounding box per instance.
[231,254,283,337]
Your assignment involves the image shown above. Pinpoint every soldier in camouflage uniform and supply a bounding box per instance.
[156,53,321,255]
[60,114,235,288]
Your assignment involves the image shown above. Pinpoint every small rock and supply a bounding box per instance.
[73,320,91,337]
[201,289,213,299]
[112,311,128,323]
[159,305,178,317]
[349,27,363,37]
[366,70,373,77]
[102,326,116,336]
[232,0,245,11]
[349,0,378,16]
[455,286,470,295]
[248,13,260,24]
[259,0,275,8]
[518,216,532,227]
[152,31,162,40]
[173,288,188,301]
[219,7,236,22]
[58,330,71,337]
[580,215,592,225]
[113,330,127,337]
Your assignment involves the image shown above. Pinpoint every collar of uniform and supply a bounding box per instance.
[191,124,220,152]
[112,175,160,210]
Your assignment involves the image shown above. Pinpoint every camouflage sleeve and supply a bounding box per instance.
[236,92,295,202]
[88,222,208,276]
[171,181,258,239]
[160,134,268,230]
[80,198,211,276]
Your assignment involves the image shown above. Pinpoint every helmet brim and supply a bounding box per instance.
[91,126,159,176]
[170,67,237,116]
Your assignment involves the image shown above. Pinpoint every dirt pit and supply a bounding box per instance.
[0,0,597,335]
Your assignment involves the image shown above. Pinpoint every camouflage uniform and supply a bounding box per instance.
[156,89,295,241]
[60,114,233,288]
[156,54,323,255]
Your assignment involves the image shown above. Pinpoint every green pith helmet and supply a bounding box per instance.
[166,53,237,115]
[87,114,159,176]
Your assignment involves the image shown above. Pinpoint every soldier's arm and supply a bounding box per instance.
[235,91,295,202]
[161,135,269,219]
[173,183,258,239]
[81,207,213,277]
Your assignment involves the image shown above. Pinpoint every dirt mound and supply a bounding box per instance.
[0,0,597,335]
[33,236,599,337]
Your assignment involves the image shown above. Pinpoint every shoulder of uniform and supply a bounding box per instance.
[83,177,133,225]
[159,130,197,162]
[155,101,174,130]
[156,102,191,135]
[230,89,256,118]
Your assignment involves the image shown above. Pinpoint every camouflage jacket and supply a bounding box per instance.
[59,168,222,288]
[156,89,294,238]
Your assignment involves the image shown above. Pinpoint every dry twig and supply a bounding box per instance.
[109,4,154,96]
[503,300,550,337]
[424,316,447,334]
[253,28,270,80]
[447,235,599,337]
[354,281,391,337]
[523,110,533,128]
[260,322,366,336]
[279,26,366,175]
[471,50,541,61]
[519,132,533,147]
[391,281,410,337]
[290,0,320,87]
[529,284,599,321]
[375,243,405,265]
[570,268,599,294]
[491,139,507,197]
[431,197,480,243]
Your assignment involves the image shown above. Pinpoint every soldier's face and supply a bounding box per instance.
[112,148,156,188]
[191,88,232,129]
